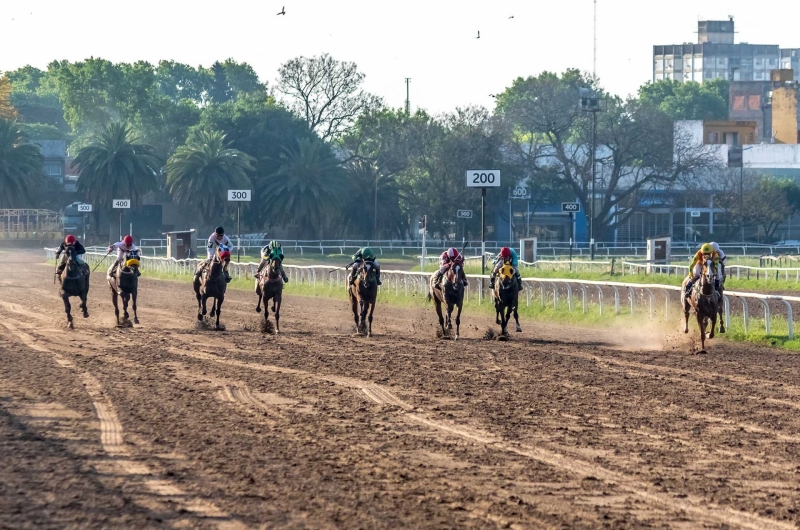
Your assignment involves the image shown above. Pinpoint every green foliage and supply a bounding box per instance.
[5,65,67,130]
[0,76,15,120]
[638,79,729,121]
[0,118,43,206]
[166,129,256,220]
[22,122,72,142]
[259,137,348,237]
[73,122,161,211]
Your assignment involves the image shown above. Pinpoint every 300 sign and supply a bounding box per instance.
[465,169,501,188]
[227,189,252,201]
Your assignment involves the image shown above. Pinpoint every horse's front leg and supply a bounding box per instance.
[434,299,446,336]
[350,293,360,330]
[201,294,208,316]
[215,298,223,330]
[274,296,281,334]
[708,313,717,340]
[255,280,263,313]
[697,313,706,351]
[132,291,139,324]
[683,299,690,334]
[80,291,89,319]
[454,302,462,340]
[445,302,453,330]
[367,301,375,338]
[63,296,73,329]
[122,293,130,321]
[111,290,120,325]
[514,304,521,332]
[718,293,726,334]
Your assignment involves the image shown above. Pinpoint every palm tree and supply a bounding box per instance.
[259,138,347,238]
[0,118,43,207]
[74,122,162,211]
[166,129,255,220]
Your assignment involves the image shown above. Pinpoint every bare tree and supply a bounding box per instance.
[277,54,382,143]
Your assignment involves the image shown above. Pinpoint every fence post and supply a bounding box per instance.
[741,297,749,334]
[644,288,653,320]
[760,299,771,335]
[566,284,573,312]
[597,286,603,316]
[612,286,620,315]
[782,300,794,340]
[628,287,635,316]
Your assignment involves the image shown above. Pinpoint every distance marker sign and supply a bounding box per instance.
[465,170,501,188]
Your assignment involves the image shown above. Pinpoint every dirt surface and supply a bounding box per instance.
[4,250,800,529]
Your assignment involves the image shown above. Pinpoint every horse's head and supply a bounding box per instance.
[498,263,514,289]
[268,256,282,279]
[445,264,463,289]
[359,261,376,285]
[123,250,141,272]
[700,258,715,295]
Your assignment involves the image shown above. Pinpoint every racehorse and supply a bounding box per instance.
[108,249,140,326]
[683,258,719,352]
[255,256,283,333]
[493,263,521,336]
[58,246,90,329]
[427,263,464,339]
[349,260,378,337]
[193,248,229,330]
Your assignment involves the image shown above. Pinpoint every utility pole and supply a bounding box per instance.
[404,78,411,115]
[580,89,602,260]
[593,0,597,78]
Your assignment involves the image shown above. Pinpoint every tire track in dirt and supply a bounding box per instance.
[218,384,288,421]
[0,319,245,529]
[164,345,792,530]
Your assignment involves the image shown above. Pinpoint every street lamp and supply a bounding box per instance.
[580,88,603,260]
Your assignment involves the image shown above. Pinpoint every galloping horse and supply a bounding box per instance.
[255,257,284,333]
[108,249,140,326]
[683,258,719,352]
[349,260,378,337]
[427,263,464,339]
[493,263,521,336]
[193,248,229,330]
[58,246,90,329]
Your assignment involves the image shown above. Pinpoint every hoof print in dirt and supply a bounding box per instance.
[483,328,496,340]
[436,328,454,340]
[262,319,275,334]
[116,319,133,329]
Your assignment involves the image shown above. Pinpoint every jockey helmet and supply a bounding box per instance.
[362,247,375,260]
[701,243,713,255]
[123,235,134,246]
[215,226,225,236]
[447,247,459,259]
[269,240,281,250]
[65,234,76,245]
[500,247,512,259]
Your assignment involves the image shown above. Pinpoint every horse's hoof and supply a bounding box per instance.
[82,312,89,319]
[201,310,207,316]
[719,326,726,334]
[133,318,139,324]
[516,325,522,332]
[197,314,203,321]
[67,321,74,330]
[684,329,689,334]
[255,306,262,313]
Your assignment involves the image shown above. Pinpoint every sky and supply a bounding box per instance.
[2,0,800,114]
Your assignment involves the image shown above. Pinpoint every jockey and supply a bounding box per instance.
[431,247,468,288]
[348,247,382,285]
[256,240,289,283]
[491,247,523,290]
[685,242,720,296]
[55,234,87,275]
[107,235,140,278]
[196,226,232,282]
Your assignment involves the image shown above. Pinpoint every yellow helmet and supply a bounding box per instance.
[701,243,713,254]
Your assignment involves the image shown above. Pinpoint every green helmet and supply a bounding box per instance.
[362,247,375,260]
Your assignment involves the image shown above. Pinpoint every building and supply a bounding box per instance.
[653,18,799,84]
[33,140,66,184]
[729,70,800,143]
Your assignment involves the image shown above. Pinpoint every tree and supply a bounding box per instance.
[166,129,255,221]
[0,118,43,207]
[155,60,211,104]
[5,65,68,130]
[341,159,407,238]
[638,79,729,121]
[0,75,16,120]
[259,137,348,237]
[73,122,162,212]
[496,70,719,241]
[277,54,382,142]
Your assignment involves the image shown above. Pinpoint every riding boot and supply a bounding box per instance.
[280,264,289,283]
[516,272,523,291]
[684,280,693,297]
[224,270,232,283]
[489,275,495,289]
[375,270,382,285]
[461,269,469,286]
[135,269,141,277]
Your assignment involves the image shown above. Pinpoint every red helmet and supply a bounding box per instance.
[447,247,460,259]
[65,234,76,244]
[500,247,512,259]
[123,235,134,246]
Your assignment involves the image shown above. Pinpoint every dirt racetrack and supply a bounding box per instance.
[4,250,800,529]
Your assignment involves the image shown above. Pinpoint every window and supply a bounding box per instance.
[748,95,761,110]
[732,95,746,110]
[707,132,719,144]
[44,162,62,176]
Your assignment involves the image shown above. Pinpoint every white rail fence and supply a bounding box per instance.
[46,249,800,339]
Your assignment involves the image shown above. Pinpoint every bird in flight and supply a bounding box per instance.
[277,6,285,15]
[509,15,514,19]
[476,30,480,39]
[489,94,497,98]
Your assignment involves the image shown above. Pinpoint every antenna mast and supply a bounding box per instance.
[593,0,597,78]
[405,78,411,115]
